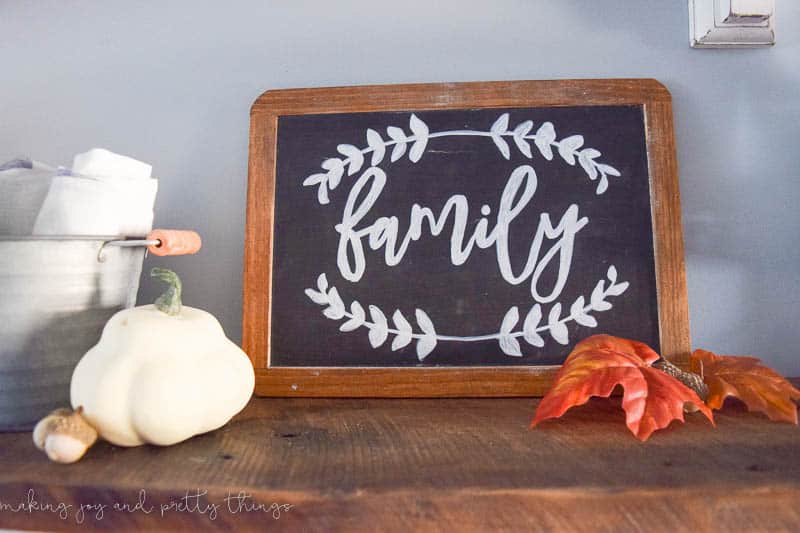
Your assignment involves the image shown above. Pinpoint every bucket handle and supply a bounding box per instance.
[98,230,202,262]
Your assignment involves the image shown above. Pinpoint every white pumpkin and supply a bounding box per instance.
[70,268,254,446]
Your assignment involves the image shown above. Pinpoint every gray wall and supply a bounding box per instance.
[2,1,798,375]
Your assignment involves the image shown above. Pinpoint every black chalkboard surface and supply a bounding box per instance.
[271,105,657,366]
[245,80,688,396]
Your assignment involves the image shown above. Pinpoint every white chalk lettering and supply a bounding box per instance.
[335,164,587,303]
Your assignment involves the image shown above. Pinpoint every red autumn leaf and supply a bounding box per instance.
[532,335,714,441]
[691,349,800,424]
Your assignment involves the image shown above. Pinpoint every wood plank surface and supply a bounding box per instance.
[1,396,799,531]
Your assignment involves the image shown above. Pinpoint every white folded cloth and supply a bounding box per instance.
[0,149,158,237]
[72,148,152,181]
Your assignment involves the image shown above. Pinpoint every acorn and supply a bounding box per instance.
[33,406,98,464]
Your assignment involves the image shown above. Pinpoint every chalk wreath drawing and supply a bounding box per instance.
[301,113,629,360]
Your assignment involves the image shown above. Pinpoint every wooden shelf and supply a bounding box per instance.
[1,396,799,531]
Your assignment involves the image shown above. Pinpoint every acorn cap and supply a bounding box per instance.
[32,407,98,464]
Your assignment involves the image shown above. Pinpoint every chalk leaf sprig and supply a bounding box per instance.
[496,266,629,356]
[490,113,621,195]
[303,113,621,204]
[305,274,438,360]
[307,266,629,360]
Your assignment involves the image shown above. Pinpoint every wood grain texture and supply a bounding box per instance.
[249,79,673,115]
[1,396,798,531]
[244,79,689,396]
[644,99,690,369]
[243,112,276,370]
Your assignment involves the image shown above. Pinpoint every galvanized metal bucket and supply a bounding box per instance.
[0,232,197,431]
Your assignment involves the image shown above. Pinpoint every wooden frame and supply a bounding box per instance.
[244,79,688,397]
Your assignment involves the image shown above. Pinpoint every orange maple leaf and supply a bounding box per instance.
[532,335,714,441]
[691,350,800,424]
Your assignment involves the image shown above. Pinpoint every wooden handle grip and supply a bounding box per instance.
[146,230,202,256]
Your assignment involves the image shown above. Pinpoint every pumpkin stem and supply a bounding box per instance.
[151,267,182,316]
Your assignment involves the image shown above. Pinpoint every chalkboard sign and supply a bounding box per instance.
[244,80,689,397]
